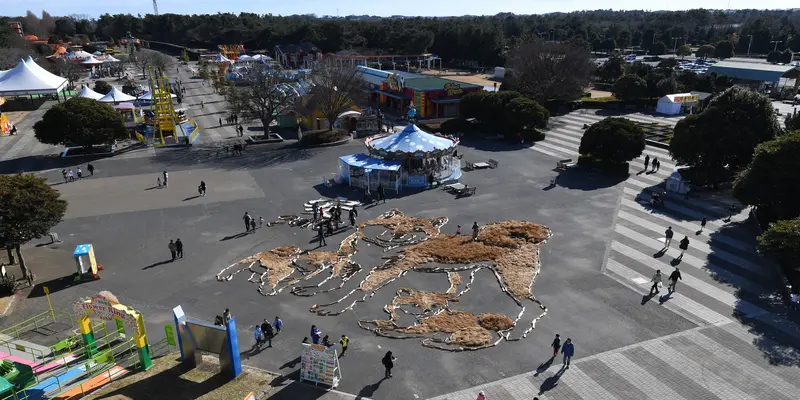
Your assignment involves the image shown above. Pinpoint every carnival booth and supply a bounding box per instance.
[666,167,691,195]
[337,124,461,191]
[656,93,699,115]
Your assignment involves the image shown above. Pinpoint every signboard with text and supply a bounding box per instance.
[443,82,464,97]
[671,95,699,103]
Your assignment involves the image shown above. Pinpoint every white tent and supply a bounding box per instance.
[137,91,177,100]
[237,55,253,62]
[213,53,233,64]
[77,86,105,100]
[102,55,121,63]
[98,87,136,103]
[656,93,698,115]
[666,167,691,194]
[0,58,68,96]
[81,56,103,65]
[64,50,94,60]
[251,54,272,61]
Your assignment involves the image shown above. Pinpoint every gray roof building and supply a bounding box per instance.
[708,61,800,83]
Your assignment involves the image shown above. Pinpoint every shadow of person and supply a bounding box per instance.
[641,291,658,305]
[659,292,673,304]
[279,356,301,369]
[534,357,555,377]
[653,247,668,258]
[357,378,387,398]
[183,195,202,202]
[142,260,173,270]
[538,366,566,395]
[670,257,683,266]
[220,232,249,241]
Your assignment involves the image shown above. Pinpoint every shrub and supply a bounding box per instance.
[0,273,17,297]
[579,117,645,164]
[439,118,470,134]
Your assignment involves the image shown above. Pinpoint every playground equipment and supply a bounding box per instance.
[218,44,244,61]
[172,305,241,378]
[147,66,186,145]
[73,244,101,282]
[72,292,152,370]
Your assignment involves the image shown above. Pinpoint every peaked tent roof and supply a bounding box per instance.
[78,86,105,100]
[81,57,103,65]
[64,50,94,60]
[98,87,136,103]
[137,91,177,100]
[0,58,68,95]
[102,55,121,63]
[214,53,233,63]
[365,124,457,159]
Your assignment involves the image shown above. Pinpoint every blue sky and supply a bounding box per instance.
[2,0,797,18]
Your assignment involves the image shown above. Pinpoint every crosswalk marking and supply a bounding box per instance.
[619,198,729,238]
[556,365,618,400]
[622,186,738,222]
[528,144,568,159]
[600,353,689,400]
[616,211,765,275]
[606,260,733,326]
[638,340,757,400]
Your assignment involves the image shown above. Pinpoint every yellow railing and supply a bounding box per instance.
[188,119,200,144]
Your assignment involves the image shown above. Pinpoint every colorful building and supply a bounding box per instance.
[359,67,482,119]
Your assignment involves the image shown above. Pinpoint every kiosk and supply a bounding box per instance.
[73,244,101,281]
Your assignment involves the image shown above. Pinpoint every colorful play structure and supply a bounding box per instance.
[141,66,196,146]
[0,287,171,400]
[172,305,241,378]
[219,44,245,61]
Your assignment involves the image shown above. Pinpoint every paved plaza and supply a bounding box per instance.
[1,72,799,399]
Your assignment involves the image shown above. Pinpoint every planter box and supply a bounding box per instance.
[245,133,284,144]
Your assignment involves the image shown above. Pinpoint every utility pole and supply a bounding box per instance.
[770,40,782,52]
[153,0,159,15]
[746,35,753,57]
[671,37,682,53]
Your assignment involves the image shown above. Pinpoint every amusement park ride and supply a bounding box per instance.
[219,44,245,61]
[147,66,186,145]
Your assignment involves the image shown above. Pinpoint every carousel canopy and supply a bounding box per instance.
[237,55,253,62]
[64,50,94,60]
[77,86,105,100]
[366,124,456,158]
[213,53,233,63]
[339,154,402,171]
[98,87,136,103]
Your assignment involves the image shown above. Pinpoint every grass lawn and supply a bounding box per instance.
[85,353,278,400]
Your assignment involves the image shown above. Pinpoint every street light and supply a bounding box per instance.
[770,40,783,52]
[671,37,683,53]
[745,35,753,57]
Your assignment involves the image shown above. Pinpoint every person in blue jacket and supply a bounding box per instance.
[561,338,575,367]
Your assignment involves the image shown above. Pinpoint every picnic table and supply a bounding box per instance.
[445,183,466,191]
[473,162,490,169]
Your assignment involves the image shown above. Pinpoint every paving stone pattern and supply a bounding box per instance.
[429,111,800,400]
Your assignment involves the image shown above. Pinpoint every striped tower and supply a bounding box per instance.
[78,315,98,356]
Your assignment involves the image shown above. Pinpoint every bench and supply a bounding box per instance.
[556,159,575,171]
[487,159,499,169]
[462,186,477,196]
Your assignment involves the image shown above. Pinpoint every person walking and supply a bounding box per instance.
[472,222,480,241]
[377,183,386,203]
[476,391,486,400]
[699,217,707,233]
[650,270,662,295]
[223,308,232,323]
[655,158,661,172]
[243,212,252,232]
[168,240,177,261]
[219,117,223,127]
[339,335,349,356]
[163,171,168,187]
[678,236,690,259]
[62,169,68,183]
[262,319,274,348]
[250,218,257,232]
[457,225,462,235]
[175,238,184,258]
[238,125,244,136]
[76,167,83,179]
[643,154,650,171]
[199,181,207,196]
[273,316,283,334]
[310,325,322,344]
[253,325,263,349]
[318,225,327,247]
[200,100,204,108]
[259,216,265,228]
[313,205,318,221]
[551,334,561,358]
[382,351,396,378]
[668,267,682,293]
[664,226,674,248]
[87,163,95,176]
[651,157,658,172]
[561,338,574,367]
[68,169,75,182]
[322,335,333,347]
[349,207,357,226]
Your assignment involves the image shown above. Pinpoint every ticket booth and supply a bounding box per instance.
[74,244,101,281]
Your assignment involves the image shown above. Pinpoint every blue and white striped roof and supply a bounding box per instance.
[367,124,455,154]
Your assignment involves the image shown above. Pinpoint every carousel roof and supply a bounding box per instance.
[339,154,402,171]
[366,124,456,157]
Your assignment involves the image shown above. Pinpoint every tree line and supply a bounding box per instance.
[3,9,800,68]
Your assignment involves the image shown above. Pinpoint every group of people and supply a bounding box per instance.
[664,226,691,260]
[253,316,283,349]
[313,202,358,247]
[550,334,576,367]
[167,238,184,261]
[650,267,683,296]
[62,164,94,183]
[305,324,352,358]
[643,154,661,173]
[364,183,386,204]
[243,212,265,232]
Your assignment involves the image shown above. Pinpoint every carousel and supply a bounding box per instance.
[337,121,461,193]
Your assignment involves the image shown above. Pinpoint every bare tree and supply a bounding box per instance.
[56,60,84,90]
[133,49,172,79]
[225,68,299,129]
[302,60,367,130]
[504,38,594,103]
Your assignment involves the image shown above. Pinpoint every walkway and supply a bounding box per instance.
[430,110,800,400]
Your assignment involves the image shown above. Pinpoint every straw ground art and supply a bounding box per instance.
[216,198,551,351]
